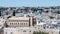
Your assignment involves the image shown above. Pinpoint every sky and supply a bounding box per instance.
[0,0,60,7]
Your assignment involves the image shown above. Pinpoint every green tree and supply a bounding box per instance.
[7,16,11,19]
[33,31,49,34]
[31,8,37,12]
[49,16,54,19]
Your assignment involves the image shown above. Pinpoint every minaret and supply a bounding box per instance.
[29,10,33,26]
[30,11,33,26]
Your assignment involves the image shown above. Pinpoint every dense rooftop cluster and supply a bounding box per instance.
[0,6,60,34]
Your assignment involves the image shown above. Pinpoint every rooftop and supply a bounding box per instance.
[8,17,29,20]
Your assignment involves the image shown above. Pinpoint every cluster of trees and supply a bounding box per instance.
[49,16,54,19]
[33,31,49,34]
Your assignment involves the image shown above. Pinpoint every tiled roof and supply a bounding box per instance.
[9,17,29,20]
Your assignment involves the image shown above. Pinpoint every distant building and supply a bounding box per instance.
[4,16,37,34]
[6,17,30,27]
[4,27,33,34]
[0,17,5,28]
[0,17,5,34]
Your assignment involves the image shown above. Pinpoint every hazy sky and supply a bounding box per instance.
[0,0,60,7]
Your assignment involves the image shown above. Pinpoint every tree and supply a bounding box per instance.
[31,8,37,12]
[25,7,30,12]
[7,16,11,19]
[49,16,54,19]
[0,11,1,16]
[13,10,15,16]
[33,31,49,34]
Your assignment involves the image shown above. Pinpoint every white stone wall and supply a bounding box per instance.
[4,27,33,34]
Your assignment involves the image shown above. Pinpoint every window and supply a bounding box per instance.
[16,23,17,25]
[43,27,45,29]
[10,23,11,25]
[30,30,31,32]
[10,32,13,34]
[10,23,13,25]
[23,30,26,32]
[35,27,37,28]
[38,21,40,23]
[5,32,7,34]
[26,23,27,25]
[41,25,42,27]
[24,23,25,25]
[38,28,40,29]
[52,32,53,34]
[18,30,20,32]
[18,23,19,25]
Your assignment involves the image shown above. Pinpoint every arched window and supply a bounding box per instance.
[18,23,19,26]
[23,30,26,32]
[12,23,13,25]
